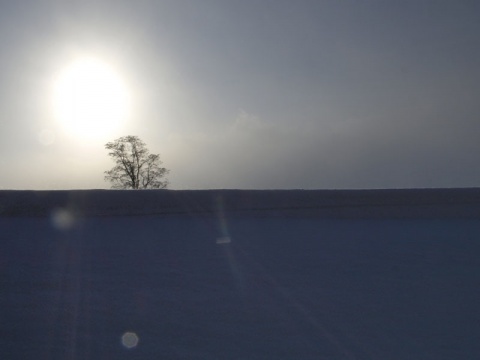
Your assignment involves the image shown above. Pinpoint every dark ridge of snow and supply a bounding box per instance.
[1,188,480,218]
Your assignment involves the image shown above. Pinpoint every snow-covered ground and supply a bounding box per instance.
[1,189,480,359]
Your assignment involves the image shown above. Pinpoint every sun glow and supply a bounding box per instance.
[52,57,130,140]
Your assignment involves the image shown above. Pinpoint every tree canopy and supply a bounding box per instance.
[104,136,169,189]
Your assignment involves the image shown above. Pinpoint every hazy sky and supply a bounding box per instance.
[1,0,480,189]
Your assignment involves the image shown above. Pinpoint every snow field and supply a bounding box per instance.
[1,189,480,359]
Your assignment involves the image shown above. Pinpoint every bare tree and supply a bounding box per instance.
[104,136,169,189]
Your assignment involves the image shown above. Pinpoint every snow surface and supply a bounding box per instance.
[1,189,480,359]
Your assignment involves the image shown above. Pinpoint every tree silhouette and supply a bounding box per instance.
[104,136,169,189]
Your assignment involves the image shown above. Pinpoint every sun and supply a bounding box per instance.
[52,57,130,140]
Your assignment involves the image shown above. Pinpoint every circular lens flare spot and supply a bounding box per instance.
[51,208,75,230]
[121,332,139,349]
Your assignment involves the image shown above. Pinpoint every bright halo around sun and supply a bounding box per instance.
[52,57,130,140]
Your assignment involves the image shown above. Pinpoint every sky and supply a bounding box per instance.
[1,0,480,190]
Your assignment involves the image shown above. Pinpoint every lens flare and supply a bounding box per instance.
[121,332,139,349]
[51,208,75,230]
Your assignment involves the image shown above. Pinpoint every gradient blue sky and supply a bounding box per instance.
[1,0,480,189]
